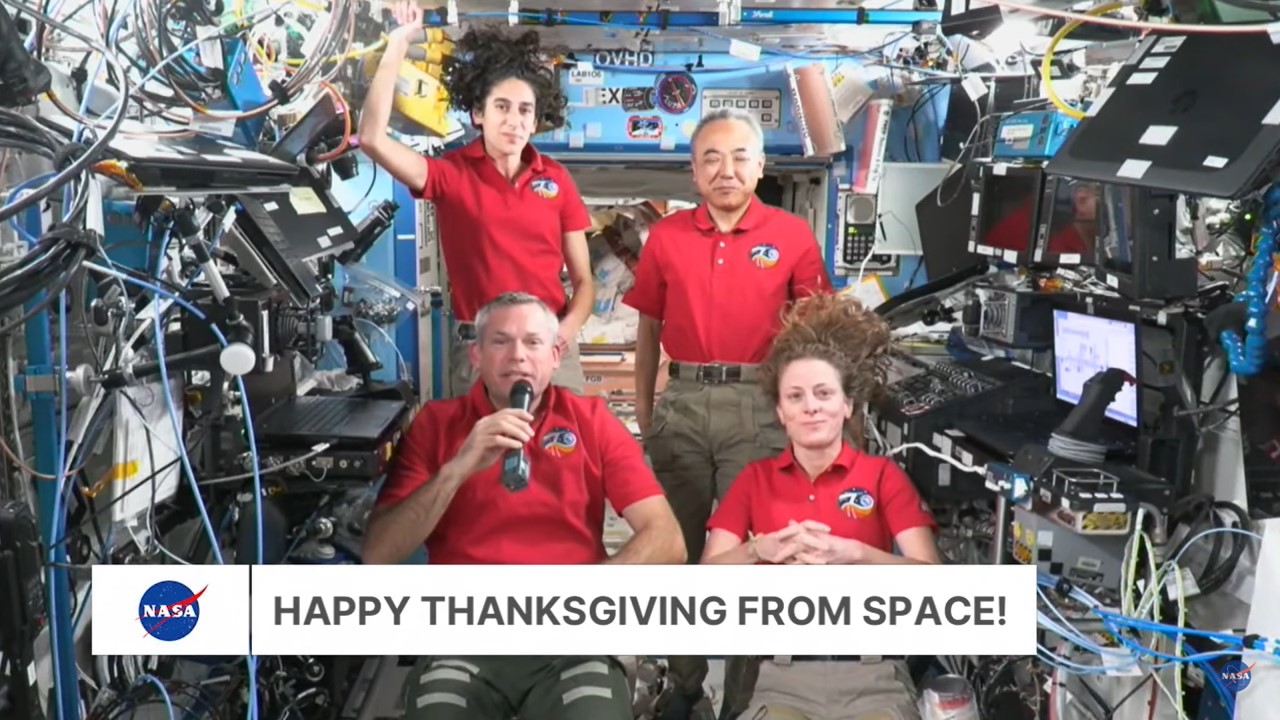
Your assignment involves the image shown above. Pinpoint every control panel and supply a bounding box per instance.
[886,360,1000,417]
[701,89,783,130]
[835,191,895,274]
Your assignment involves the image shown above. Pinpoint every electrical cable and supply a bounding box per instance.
[0,0,126,223]
[82,262,266,720]
[1039,3,1124,120]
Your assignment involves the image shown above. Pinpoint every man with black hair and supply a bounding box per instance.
[358,0,594,397]
[624,108,833,720]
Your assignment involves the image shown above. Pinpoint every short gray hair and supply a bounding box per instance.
[474,292,559,343]
[690,108,765,157]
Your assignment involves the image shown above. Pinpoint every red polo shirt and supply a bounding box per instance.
[412,138,592,322]
[375,381,664,564]
[980,200,1035,253]
[707,443,936,555]
[621,198,832,364]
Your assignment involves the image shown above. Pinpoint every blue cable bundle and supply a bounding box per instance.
[1220,183,1280,376]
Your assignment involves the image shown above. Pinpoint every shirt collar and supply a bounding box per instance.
[466,378,558,419]
[460,136,546,173]
[775,442,858,477]
[692,195,765,234]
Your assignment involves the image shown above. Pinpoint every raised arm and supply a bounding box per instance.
[357,1,430,194]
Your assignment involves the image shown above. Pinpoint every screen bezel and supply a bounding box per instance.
[1031,175,1102,269]
[968,163,1045,267]
[1093,182,1139,276]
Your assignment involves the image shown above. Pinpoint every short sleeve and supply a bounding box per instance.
[706,467,756,540]
[596,403,665,513]
[375,408,440,509]
[876,458,938,537]
[979,200,1034,251]
[556,171,592,233]
[621,225,667,320]
[790,225,834,299]
[410,156,460,201]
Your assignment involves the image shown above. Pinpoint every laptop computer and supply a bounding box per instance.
[255,396,408,449]
[1046,33,1280,199]
[38,115,300,189]
[228,168,359,305]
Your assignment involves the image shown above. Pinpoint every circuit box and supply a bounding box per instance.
[993,110,1079,161]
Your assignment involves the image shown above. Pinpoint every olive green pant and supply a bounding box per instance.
[643,377,789,715]
[742,658,920,720]
[403,656,633,720]
[448,335,586,398]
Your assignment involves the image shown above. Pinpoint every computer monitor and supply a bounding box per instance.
[1032,176,1100,267]
[969,163,1043,265]
[916,171,986,281]
[1051,308,1139,427]
[1092,184,1198,301]
[1095,183,1137,274]
[270,93,343,163]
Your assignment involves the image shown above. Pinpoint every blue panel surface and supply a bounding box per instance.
[380,43,950,374]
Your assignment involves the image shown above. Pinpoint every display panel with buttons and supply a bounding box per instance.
[701,89,783,130]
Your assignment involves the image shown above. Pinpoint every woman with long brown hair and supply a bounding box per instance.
[703,293,940,719]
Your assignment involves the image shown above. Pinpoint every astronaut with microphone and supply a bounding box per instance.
[362,291,684,720]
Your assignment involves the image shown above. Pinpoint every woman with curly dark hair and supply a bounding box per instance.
[359,1,594,398]
[702,293,940,720]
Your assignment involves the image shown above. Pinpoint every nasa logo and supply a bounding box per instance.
[837,488,876,519]
[137,580,207,641]
[1220,660,1254,692]
[750,244,780,269]
[530,177,559,200]
[542,427,578,457]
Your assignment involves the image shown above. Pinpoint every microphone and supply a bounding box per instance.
[500,380,534,492]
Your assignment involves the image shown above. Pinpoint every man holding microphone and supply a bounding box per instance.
[363,292,685,720]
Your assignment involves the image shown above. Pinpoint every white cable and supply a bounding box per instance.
[884,442,986,475]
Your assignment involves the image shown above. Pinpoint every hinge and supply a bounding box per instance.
[718,0,740,25]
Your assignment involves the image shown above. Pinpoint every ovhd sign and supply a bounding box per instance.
[592,49,654,67]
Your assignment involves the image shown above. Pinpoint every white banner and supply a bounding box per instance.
[249,564,1038,656]
[92,564,251,656]
[91,564,1039,657]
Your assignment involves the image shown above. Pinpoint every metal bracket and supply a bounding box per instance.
[22,368,57,396]
[718,0,740,25]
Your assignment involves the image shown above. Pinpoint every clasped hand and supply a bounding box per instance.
[753,520,866,565]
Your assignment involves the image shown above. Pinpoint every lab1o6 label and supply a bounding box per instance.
[568,67,604,86]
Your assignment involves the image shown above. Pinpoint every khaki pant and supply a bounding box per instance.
[403,656,632,720]
[643,375,789,715]
[743,658,920,720]
[448,335,587,398]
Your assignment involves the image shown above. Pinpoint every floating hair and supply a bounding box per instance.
[759,293,895,409]
[441,26,568,131]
